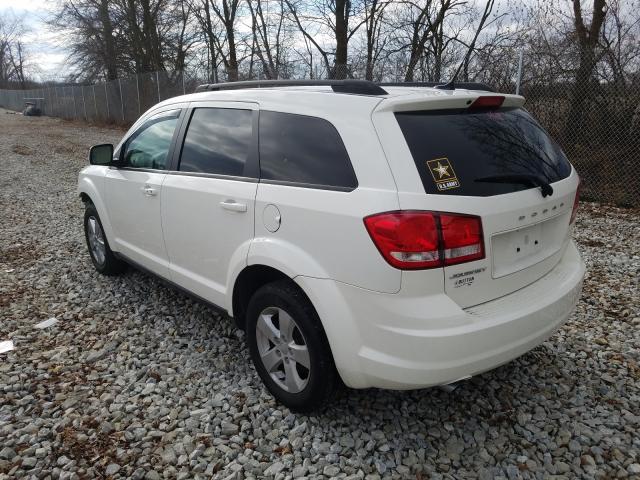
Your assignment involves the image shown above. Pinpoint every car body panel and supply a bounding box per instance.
[162,174,258,307]
[78,85,584,391]
[104,168,170,277]
[297,241,584,389]
[77,165,114,240]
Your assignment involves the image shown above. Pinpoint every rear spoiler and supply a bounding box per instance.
[375,93,526,113]
[379,82,495,93]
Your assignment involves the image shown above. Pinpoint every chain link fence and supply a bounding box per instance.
[0,71,192,124]
[517,82,640,207]
[1,66,639,207]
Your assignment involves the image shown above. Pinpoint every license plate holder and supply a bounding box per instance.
[492,214,567,278]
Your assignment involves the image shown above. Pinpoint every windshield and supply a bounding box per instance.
[395,107,572,196]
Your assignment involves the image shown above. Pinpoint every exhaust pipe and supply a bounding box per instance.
[438,383,460,393]
[438,376,472,393]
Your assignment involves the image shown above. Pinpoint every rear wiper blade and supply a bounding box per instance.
[475,174,553,197]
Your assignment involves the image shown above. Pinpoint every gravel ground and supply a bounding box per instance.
[1,109,639,480]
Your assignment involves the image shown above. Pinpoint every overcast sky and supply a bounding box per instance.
[0,0,66,80]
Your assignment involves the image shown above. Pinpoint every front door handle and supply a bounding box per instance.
[142,185,157,197]
[220,199,247,213]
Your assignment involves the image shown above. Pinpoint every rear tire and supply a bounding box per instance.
[246,280,336,411]
[83,203,126,276]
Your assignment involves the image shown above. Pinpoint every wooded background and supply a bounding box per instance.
[0,0,638,206]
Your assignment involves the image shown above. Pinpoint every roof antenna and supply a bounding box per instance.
[435,0,495,91]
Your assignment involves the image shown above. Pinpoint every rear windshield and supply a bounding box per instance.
[395,107,571,196]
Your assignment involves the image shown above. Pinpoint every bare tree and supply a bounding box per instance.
[115,0,166,72]
[98,0,118,79]
[192,0,247,81]
[285,0,366,79]
[393,0,464,82]
[598,0,640,88]
[211,0,243,80]
[192,0,222,82]
[564,0,607,144]
[50,0,119,80]
[52,0,193,80]
[248,0,289,79]
[0,12,29,88]
[455,0,496,81]
[362,0,388,80]
[170,0,197,73]
[285,0,331,75]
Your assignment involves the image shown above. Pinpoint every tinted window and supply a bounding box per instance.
[179,108,253,176]
[122,110,179,170]
[395,107,571,196]
[259,111,357,189]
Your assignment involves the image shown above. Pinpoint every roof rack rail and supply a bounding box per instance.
[379,81,495,92]
[194,79,388,96]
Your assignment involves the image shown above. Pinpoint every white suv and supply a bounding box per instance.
[78,80,585,411]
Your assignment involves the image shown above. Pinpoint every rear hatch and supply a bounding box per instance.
[373,92,580,308]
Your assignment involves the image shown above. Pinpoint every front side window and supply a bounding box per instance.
[122,110,180,170]
[179,108,253,177]
[259,111,357,190]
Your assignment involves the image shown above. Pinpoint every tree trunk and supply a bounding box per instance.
[125,0,145,73]
[202,0,218,83]
[140,0,163,71]
[365,0,383,81]
[564,0,607,146]
[334,0,348,79]
[99,0,118,80]
[404,45,421,82]
[226,20,238,81]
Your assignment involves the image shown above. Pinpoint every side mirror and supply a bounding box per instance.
[89,144,114,165]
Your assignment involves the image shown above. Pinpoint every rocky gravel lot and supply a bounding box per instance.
[1,108,639,480]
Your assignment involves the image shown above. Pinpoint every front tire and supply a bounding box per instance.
[246,280,336,411]
[83,203,126,275]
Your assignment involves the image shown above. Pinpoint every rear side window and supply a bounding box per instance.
[179,108,253,177]
[259,111,357,190]
[395,107,571,196]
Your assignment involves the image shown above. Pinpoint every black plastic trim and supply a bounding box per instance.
[259,179,356,192]
[195,79,388,96]
[114,166,166,174]
[166,171,258,183]
[168,107,190,171]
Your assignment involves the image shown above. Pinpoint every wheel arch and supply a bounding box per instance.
[231,264,291,330]
[78,177,116,246]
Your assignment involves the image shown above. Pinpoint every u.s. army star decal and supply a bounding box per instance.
[433,162,450,178]
[426,157,460,191]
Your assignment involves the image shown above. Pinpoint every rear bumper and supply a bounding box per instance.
[296,241,585,389]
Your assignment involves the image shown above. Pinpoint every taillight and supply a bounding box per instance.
[363,212,440,269]
[364,211,484,270]
[570,178,581,224]
[440,214,485,266]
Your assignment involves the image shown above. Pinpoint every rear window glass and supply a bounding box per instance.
[259,111,357,190]
[395,107,571,196]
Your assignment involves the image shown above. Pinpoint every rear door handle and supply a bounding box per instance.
[220,200,247,213]
[142,185,157,197]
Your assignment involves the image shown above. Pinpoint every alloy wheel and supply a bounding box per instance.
[255,307,310,393]
[87,216,106,266]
